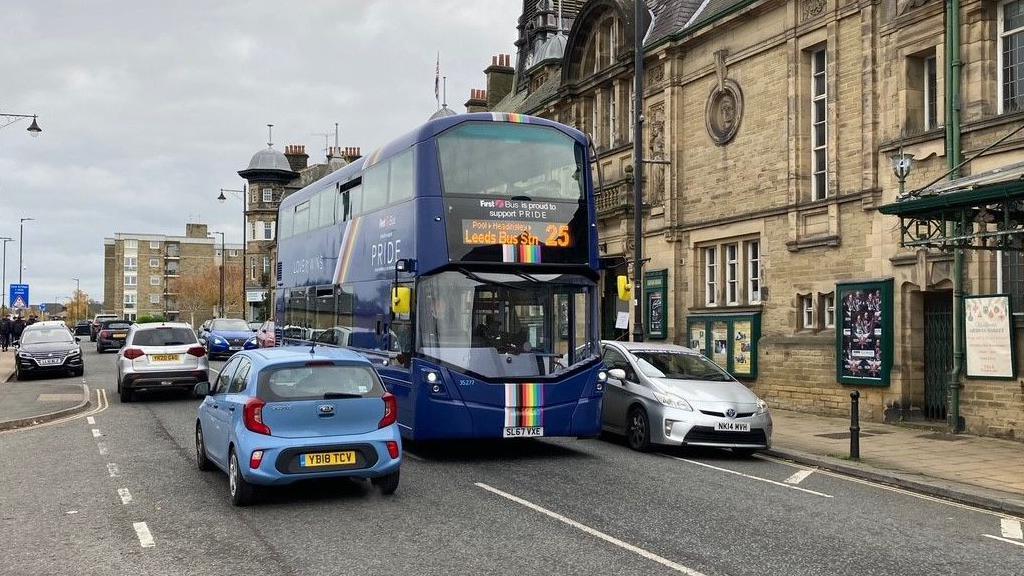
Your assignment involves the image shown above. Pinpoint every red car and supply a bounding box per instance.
[255,321,276,348]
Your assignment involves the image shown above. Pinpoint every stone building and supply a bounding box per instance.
[236,143,361,321]
[103,223,243,323]
[470,0,1024,440]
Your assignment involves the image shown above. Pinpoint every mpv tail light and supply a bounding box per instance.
[123,348,145,360]
[378,393,397,429]
[187,346,206,358]
[243,398,271,435]
[99,330,111,339]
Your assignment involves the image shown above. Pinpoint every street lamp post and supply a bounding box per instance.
[71,277,80,323]
[0,112,42,136]
[19,218,33,284]
[212,232,226,317]
[631,0,646,343]
[0,236,11,313]
[218,185,248,319]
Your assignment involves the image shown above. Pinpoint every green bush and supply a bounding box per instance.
[136,314,167,323]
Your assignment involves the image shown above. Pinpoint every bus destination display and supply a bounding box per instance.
[446,196,587,264]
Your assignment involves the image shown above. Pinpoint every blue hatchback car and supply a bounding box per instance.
[200,318,259,359]
[194,346,402,506]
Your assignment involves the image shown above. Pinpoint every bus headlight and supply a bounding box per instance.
[425,371,438,384]
[596,370,607,391]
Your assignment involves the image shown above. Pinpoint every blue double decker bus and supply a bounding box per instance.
[275,112,605,440]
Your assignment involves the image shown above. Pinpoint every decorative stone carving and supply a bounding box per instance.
[897,0,930,15]
[647,102,666,207]
[801,0,826,21]
[705,50,743,146]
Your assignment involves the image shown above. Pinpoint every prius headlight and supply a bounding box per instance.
[756,399,769,415]
[654,392,693,411]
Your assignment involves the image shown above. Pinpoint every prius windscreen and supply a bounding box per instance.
[258,364,385,402]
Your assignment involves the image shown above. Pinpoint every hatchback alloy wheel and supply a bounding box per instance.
[627,408,651,452]
[195,424,213,471]
[228,450,255,506]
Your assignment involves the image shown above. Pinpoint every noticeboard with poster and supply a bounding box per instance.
[836,279,893,386]
[644,270,668,340]
[686,313,760,380]
[964,294,1016,379]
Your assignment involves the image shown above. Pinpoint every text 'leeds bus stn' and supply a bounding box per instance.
[275,112,607,441]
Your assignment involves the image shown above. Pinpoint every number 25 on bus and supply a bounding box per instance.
[275,112,608,441]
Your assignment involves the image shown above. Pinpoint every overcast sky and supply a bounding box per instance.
[0,0,520,307]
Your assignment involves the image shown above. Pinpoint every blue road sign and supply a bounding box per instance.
[9,284,29,309]
[40,303,47,312]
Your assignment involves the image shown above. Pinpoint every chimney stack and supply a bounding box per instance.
[465,88,489,113]
[343,147,362,163]
[185,223,209,239]
[484,53,514,109]
[284,144,308,171]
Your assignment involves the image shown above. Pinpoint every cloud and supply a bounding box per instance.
[0,0,520,306]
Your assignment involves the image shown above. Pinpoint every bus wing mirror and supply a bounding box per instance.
[616,275,632,302]
[392,286,412,315]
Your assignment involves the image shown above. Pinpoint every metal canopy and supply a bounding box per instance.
[878,161,1024,251]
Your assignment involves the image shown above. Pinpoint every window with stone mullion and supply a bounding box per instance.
[811,48,828,201]
[1002,0,1024,113]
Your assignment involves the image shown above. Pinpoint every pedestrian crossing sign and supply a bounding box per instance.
[12,296,26,309]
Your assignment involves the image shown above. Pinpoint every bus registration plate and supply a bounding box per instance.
[503,426,543,438]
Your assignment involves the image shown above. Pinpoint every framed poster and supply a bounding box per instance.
[732,319,753,377]
[965,294,1015,379]
[836,279,893,386]
[644,270,668,340]
[686,314,760,380]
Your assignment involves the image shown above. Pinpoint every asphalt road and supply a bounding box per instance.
[1,346,1022,576]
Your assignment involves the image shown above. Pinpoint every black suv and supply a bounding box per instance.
[15,321,84,380]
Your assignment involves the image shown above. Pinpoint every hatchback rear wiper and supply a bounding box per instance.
[323,392,363,399]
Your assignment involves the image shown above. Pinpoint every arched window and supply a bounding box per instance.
[578,12,624,77]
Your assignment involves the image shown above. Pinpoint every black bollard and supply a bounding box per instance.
[850,390,861,460]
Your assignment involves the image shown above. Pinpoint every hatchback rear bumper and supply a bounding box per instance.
[236,427,402,486]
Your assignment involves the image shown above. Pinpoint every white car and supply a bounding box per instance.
[116,322,210,403]
[600,341,772,455]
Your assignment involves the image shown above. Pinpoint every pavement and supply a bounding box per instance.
[767,408,1024,516]
[0,349,92,430]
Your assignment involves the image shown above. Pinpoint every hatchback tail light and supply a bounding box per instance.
[99,330,111,339]
[187,346,206,358]
[386,441,399,459]
[123,348,145,360]
[249,450,264,469]
[378,393,397,429]
[243,398,271,435]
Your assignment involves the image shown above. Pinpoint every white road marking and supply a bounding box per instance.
[476,482,709,576]
[97,442,108,455]
[757,454,1024,522]
[666,455,832,498]
[132,522,155,548]
[983,534,1024,548]
[107,463,120,478]
[118,488,132,505]
[1001,518,1023,540]
[784,469,814,485]
[86,416,95,425]
[91,428,102,438]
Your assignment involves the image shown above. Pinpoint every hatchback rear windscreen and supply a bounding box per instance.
[132,328,197,347]
[104,322,132,330]
[258,364,385,402]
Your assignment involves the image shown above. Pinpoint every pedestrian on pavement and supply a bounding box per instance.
[27,315,37,326]
[12,316,26,347]
[0,316,11,351]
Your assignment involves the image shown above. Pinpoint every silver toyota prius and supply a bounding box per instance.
[600,341,772,455]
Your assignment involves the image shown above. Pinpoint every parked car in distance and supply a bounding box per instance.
[194,346,402,506]
[15,321,84,380]
[116,322,209,403]
[600,341,772,455]
[90,313,118,341]
[255,321,276,348]
[96,319,133,353]
[73,321,92,336]
[199,318,258,359]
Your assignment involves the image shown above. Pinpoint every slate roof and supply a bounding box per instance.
[645,0,704,45]
[683,0,754,32]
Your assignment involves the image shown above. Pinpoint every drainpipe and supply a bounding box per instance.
[946,0,964,432]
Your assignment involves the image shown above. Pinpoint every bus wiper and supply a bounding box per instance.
[511,195,531,201]
[324,392,362,399]
[458,268,525,291]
